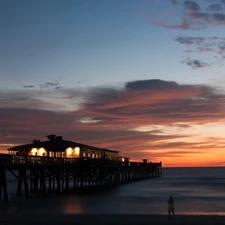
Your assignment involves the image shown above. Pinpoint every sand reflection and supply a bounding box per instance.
[62,199,83,214]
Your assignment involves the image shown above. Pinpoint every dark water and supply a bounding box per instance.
[2,167,225,215]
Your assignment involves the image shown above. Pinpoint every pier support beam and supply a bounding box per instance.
[23,167,31,198]
[0,166,9,202]
[17,169,23,197]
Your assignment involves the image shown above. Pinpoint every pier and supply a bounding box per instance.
[0,135,162,202]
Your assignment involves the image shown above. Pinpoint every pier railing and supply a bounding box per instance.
[0,154,162,168]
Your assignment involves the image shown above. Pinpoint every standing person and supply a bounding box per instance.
[168,196,175,220]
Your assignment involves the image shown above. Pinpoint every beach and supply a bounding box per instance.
[1,214,225,225]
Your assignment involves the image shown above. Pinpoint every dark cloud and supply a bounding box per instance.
[39,81,61,89]
[175,36,225,46]
[207,3,223,12]
[22,85,35,88]
[184,0,201,12]
[151,0,225,30]
[188,12,211,22]
[55,86,63,90]
[125,79,178,90]
[182,58,209,69]
[187,12,225,25]
[175,36,225,68]
[174,36,205,45]
[212,12,225,24]
[172,0,180,6]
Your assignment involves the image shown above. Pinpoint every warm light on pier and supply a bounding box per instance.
[66,147,73,155]
[66,147,80,158]
[75,147,80,154]
[31,148,38,155]
[39,148,45,156]
[30,148,47,156]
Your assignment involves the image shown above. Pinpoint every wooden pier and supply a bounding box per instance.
[0,135,162,202]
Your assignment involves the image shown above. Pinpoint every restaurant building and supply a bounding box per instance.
[7,134,129,163]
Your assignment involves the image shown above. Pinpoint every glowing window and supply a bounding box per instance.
[75,147,80,154]
[67,147,73,155]
[31,148,38,156]
[39,148,45,156]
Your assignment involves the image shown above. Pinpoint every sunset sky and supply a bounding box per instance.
[2,0,225,167]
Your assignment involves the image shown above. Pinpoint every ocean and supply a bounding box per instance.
[1,167,225,215]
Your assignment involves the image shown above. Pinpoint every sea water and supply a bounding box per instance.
[1,167,225,215]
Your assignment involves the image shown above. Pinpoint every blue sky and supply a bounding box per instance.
[3,0,223,89]
[2,0,225,166]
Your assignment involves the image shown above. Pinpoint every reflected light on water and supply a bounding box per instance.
[179,212,225,216]
[62,201,83,214]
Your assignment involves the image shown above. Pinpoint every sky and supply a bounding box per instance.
[2,0,225,167]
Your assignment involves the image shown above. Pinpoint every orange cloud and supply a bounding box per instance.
[1,79,225,167]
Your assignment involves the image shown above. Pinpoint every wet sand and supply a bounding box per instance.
[1,214,225,225]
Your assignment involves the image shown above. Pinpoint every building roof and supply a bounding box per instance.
[7,135,119,153]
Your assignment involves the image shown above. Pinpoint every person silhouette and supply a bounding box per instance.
[168,196,175,220]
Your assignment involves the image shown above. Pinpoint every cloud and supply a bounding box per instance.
[39,81,63,90]
[207,3,223,12]
[0,89,86,112]
[182,58,210,69]
[172,0,180,6]
[150,0,225,30]
[175,36,205,45]
[150,17,191,30]
[212,12,225,24]
[22,85,35,88]
[2,79,225,166]
[184,0,201,12]
[78,117,102,124]
[125,79,178,90]
[175,36,225,68]
[75,79,224,128]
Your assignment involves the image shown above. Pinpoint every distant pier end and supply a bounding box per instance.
[0,134,162,202]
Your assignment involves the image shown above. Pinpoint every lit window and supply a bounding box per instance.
[66,147,73,157]
[75,147,80,154]
[31,148,38,156]
[67,147,73,155]
[39,148,45,156]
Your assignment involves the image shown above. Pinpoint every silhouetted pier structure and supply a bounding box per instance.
[0,135,162,202]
